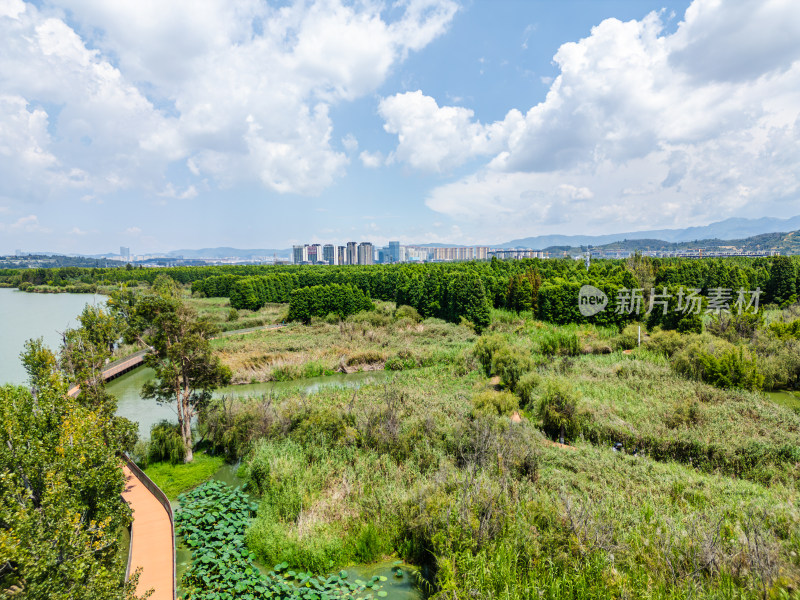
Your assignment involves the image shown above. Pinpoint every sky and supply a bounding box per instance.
[1,0,799,255]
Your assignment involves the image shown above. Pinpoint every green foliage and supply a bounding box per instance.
[643,329,687,357]
[615,323,642,350]
[20,336,62,392]
[394,304,421,323]
[672,335,764,391]
[136,294,232,462]
[0,383,136,599]
[490,346,532,391]
[537,376,581,443]
[766,255,797,305]
[538,329,580,356]
[706,310,763,342]
[287,283,374,323]
[471,390,519,417]
[472,334,506,376]
[148,420,185,464]
[515,371,541,408]
[176,480,388,600]
[768,317,800,339]
[142,451,225,499]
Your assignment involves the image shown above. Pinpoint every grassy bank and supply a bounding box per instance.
[211,302,476,384]
[142,451,226,499]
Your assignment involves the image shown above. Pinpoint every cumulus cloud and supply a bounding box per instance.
[379,90,521,172]
[0,0,458,202]
[381,0,800,234]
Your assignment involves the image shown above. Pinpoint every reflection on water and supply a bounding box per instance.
[347,562,425,600]
[109,367,389,439]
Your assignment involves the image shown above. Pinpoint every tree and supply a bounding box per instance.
[20,337,62,395]
[766,256,797,305]
[537,376,581,444]
[136,294,231,462]
[0,375,143,599]
[58,305,121,413]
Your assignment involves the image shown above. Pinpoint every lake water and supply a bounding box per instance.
[0,288,102,386]
[109,366,389,438]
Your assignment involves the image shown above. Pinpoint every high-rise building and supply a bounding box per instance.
[120,246,130,260]
[323,244,335,265]
[346,242,357,266]
[292,245,308,264]
[307,244,321,264]
[388,241,400,263]
[357,242,374,265]
[337,246,346,266]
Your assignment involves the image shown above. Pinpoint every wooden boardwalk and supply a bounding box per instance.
[121,456,176,600]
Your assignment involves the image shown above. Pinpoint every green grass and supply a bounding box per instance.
[193,307,800,598]
[142,451,225,499]
[210,303,477,384]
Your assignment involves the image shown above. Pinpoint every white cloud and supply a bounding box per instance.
[158,183,198,200]
[341,134,359,153]
[0,0,458,203]
[359,150,384,169]
[379,90,522,172]
[380,0,800,235]
[124,226,141,235]
[68,226,87,235]
[1,214,50,233]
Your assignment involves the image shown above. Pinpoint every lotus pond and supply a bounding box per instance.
[175,479,421,600]
[173,463,423,600]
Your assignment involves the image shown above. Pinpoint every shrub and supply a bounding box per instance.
[672,334,764,391]
[539,329,580,356]
[472,390,519,417]
[643,329,686,357]
[537,377,581,443]
[614,323,642,350]
[706,311,762,342]
[395,305,422,323]
[491,346,532,391]
[516,371,541,408]
[148,420,185,464]
[472,334,507,376]
[227,307,239,322]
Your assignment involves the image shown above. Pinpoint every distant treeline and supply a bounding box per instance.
[2,256,799,330]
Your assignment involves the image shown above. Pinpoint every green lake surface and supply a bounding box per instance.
[0,288,102,385]
[109,367,390,439]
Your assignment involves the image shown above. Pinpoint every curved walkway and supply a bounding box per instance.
[121,456,176,600]
[67,323,288,398]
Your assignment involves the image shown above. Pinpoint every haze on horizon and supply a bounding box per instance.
[1,0,799,255]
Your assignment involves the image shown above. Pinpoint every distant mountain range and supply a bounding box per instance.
[495,215,800,249]
[166,247,289,259]
[157,214,800,259]
[564,230,800,255]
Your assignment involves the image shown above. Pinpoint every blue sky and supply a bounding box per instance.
[1,0,799,254]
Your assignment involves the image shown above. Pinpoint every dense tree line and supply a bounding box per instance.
[226,274,294,310]
[3,255,799,329]
[287,283,374,323]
